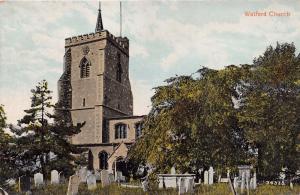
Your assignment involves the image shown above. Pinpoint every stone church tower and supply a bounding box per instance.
[57,3,144,172]
[58,5,133,145]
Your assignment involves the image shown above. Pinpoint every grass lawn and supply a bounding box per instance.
[15,183,300,195]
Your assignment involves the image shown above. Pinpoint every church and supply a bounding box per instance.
[57,4,144,174]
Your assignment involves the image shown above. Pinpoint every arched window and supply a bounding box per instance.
[135,122,143,138]
[80,57,91,78]
[115,123,127,139]
[99,151,108,170]
[88,150,94,170]
[116,53,122,82]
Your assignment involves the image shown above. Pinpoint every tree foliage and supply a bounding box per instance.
[10,80,86,178]
[238,43,300,179]
[128,43,299,180]
[128,66,250,174]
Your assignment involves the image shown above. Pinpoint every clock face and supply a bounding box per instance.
[82,46,90,55]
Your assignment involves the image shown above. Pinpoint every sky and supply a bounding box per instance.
[0,0,300,124]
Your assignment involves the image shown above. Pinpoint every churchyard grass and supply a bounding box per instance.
[15,183,300,195]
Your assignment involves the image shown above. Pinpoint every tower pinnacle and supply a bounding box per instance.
[95,1,103,32]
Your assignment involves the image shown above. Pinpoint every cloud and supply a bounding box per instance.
[131,79,153,116]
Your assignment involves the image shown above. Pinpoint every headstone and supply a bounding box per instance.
[116,171,122,182]
[108,173,114,183]
[141,179,148,192]
[233,177,238,189]
[34,173,44,187]
[0,187,8,195]
[204,171,208,184]
[87,174,97,190]
[249,178,254,189]
[290,182,293,190]
[227,170,230,178]
[170,167,176,174]
[100,170,110,187]
[253,172,257,189]
[67,175,80,195]
[241,172,245,194]
[95,170,101,181]
[51,170,59,184]
[19,176,30,192]
[246,174,249,190]
[186,178,194,193]
[78,167,87,183]
[218,175,221,182]
[178,178,185,194]
[208,166,214,185]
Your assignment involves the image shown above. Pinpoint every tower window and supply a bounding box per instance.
[116,53,122,82]
[80,57,91,78]
[115,123,127,139]
[83,98,86,107]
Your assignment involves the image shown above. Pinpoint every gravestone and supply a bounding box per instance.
[170,167,176,174]
[67,175,80,195]
[178,178,185,194]
[246,174,249,190]
[249,177,254,189]
[108,173,114,183]
[87,174,97,190]
[208,166,214,185]
[100,170,110,187]
[186,178,194,193]
[34,173,44,187]
[78,167,87,183]
[253,172,257,189]
[241,172,245,193]
[227,170,230,178]
[95,170,101,181]
[204,171,208,184]
[233,177,238,189]
[19,176,31,192]
[0,187,8,195]
[51,170,59,184]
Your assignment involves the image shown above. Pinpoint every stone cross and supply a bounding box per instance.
[204,171,208,184]
[87,174,97,190]
[34,172,44,187]
[51,170,59,184]
[208,166,214,185]
[67,175,80,195]
[100,170,110,187]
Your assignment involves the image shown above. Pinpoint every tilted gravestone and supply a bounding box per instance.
[51,170,59,184]
[87,174,97,190]
[100,170,110,187]
[0,187,9,195]
[19,176,31,192]
[34,173,44,187]
[67,175,80,195]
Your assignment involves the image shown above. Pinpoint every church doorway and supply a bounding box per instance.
[113,157,129,178]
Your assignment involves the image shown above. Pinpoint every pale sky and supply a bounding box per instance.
[0,0,300,124]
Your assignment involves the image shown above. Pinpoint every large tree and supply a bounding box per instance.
[238,43,300,179]
[10,80,85,178]
[128,66,249,174]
